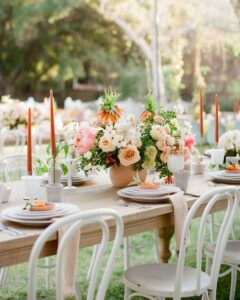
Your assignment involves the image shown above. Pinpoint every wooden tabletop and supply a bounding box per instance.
[0,173,226,267]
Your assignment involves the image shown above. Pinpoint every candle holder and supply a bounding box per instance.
[21,175,42,199]
[46,184,63,203]
[64,158,77,190]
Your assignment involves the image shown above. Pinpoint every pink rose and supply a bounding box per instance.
[183,146,191,161]
[184,135,195,152]
[74,122,96,154]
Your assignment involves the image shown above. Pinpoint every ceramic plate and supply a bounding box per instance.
[119,186,180,197]
[208,172,240,183]
[117,190,178,202]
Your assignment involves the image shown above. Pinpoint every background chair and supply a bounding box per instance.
[205,220,239,299]
[0,129,25,156]
[28,208,123,300]
[206,120,225,145]
[123,187,239,300]
[0,154,44,182]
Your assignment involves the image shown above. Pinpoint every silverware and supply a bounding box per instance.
[116,199,152,210]
[0,224,25,236]
[184,192,200,197]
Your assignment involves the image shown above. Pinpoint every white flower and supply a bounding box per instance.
[83,151,92,159]
[84,164,99,175]
[99,136,116,152]
[173,103,184,115]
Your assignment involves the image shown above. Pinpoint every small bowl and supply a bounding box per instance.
[30,202,55,212]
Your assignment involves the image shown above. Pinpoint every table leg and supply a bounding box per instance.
[158,226,174,263]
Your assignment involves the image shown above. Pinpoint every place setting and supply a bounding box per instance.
[1,199,79,227]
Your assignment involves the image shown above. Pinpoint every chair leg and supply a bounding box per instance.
[124,237,130,270]
[153,230,160,263]
[205,256,212,274]
[44,257,51,290]
[209,214,215,242]
[87,244,99,281]
[229,267,237,300]
[0,267,9,288]
[208,288,217,300]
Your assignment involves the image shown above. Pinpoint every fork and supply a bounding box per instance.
[116,199,152,210]
[0,224,25,236]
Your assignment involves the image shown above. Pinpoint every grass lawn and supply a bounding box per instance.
[0,216,239,300]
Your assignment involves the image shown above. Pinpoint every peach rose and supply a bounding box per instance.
[118,145,140,166]
[99,136,116,152]
[154,115,164,124]
[160,151,169,163]
[156,140,166,151]
[150,125,166,140]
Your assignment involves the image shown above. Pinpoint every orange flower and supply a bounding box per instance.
[97,105,122,124]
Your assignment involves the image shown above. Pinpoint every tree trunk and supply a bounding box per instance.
[152,0,166,105]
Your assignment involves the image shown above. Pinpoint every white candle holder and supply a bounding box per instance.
[64,159,77,190]
[21,175,42,199]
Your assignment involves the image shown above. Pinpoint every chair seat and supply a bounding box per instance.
[205,241,240,265]
[123,263,210,298]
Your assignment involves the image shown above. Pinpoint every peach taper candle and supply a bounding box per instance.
[27,108,32,175]
[50,90,56,159]
[215,94,219,145]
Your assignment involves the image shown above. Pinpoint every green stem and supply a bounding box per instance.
[53,157,56,184]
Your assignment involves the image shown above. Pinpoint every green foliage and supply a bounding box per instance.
[100,88,120,113]
[35,142,69,175]
[144,92,157,113]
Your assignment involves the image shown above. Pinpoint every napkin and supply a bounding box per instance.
[57,224,80,297]
[169,191,189,252]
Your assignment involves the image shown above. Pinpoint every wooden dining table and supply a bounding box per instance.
[0,172,227,268]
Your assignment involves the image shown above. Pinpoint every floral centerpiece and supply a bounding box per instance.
[73,89,194,187]
[218,130,240,157]
[0,95,28,130]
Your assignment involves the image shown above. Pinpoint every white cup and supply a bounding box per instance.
[46,184,63,203]
[174,170,190,192]
[210,149,225,165]
[0,184,11,203]
[167,155,184,173]
[21,175,42,199]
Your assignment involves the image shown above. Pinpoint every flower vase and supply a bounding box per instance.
[46,184,63,203]
[109,165,147,188]
[48,168,61,185]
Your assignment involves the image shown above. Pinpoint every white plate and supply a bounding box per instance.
[2,204,79,223]
[5,203,72,217]
[119,186,180,197]
[42,174,94,184]
[208,172,240,183]
[219,171,240,178]
[7,208,78,221]
[117,190,178,202]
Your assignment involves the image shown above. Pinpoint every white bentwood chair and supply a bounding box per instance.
[205,221,240,299]
[28,208,123,300]
[123,187,240,300]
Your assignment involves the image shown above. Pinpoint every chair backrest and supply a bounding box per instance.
[27,208,123,300]
[0,154,44,182]
[0,129,26,155]
[174,186,240,298]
